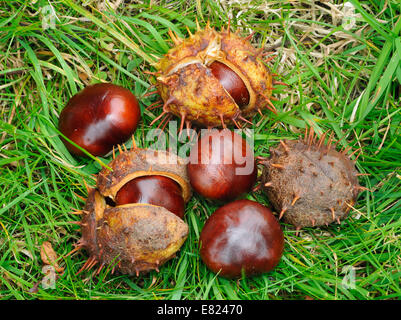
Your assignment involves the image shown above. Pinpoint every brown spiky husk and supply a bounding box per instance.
[76,148,191,275]
[261,130,360,229]
[80,190,188,275]
[154,25,275,128]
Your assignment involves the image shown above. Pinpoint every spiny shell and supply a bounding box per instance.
[261,129,361,229]
[75,148,191,275]
[80,190,188,275]
[154,25,275,128]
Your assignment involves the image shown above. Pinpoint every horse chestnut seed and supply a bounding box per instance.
[58,83,141,157]
[209,61,250,109]
[115,175,185,218]
[200,199,284,278]
[188,129,257,201]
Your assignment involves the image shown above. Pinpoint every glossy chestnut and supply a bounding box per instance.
[188,129,257,202]
[115,175,185,218]
[200,199,284,278]
[58,83,141,157]
[209,61,250,108]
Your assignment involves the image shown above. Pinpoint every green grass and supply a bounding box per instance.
[1,0,400,300]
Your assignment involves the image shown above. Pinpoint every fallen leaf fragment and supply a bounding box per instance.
[40,241,64,273]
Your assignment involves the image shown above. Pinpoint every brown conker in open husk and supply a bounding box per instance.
[152,23,279,129]
[115,175,185,218]
[261,128,362,230]
[71,147,191,276]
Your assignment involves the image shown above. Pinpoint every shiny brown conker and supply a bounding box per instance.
[58,83,141,157]
[188,129,257,202]
[115,175,185,218]
[209,61,250,109]
[200,199,284,278]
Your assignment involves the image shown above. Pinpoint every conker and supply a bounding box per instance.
[115,175,185,218]
[188,129,257,201]
[209,61,250,108]
[72,148,192,276]
[58,83,141,157]
[154,25,276,128]
[200,199,284,278]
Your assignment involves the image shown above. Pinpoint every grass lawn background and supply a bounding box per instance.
[0,0,400,300]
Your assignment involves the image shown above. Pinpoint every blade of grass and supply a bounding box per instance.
[63,0,155,65]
